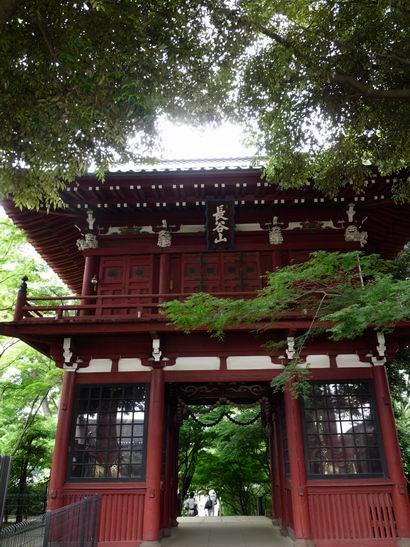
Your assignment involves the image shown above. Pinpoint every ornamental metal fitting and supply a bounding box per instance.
[157,219,173,248]
[268,216,284,245]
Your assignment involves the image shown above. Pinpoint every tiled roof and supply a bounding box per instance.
[110,156,265,173]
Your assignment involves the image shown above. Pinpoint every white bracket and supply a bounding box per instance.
[87,210,96,231]
[152,338,162,362]
[286,337,295,360]
[371,332,387,366]
[63,337,72,364]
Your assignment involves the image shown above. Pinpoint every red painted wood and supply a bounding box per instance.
[170,424,180,524]
[373,365,410,538]
[274,397,288,532]
[47,371,76,510]
[98,256,154,316]
[161,403,174,533]
[63,489,145,543]
[158,253,170,299]
[80,255,98,316]
[142,367,165,541]
[308,487,397,540]
[284,388,312,540]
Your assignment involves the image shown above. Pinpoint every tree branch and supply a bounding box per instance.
[334,73,410,100]
[375,52,410,66]
[35,11,57,61]
[0,0,21,32]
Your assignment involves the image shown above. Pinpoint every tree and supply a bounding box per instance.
[178,419,215,512]
[163,250,410,394]
[163,250,410,340]
[1,1,409,207]
[387,348,410,479]
[188,408,271,515]
[0,218,66,514]
[0,0,248,207]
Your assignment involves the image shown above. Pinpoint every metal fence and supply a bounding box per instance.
[0,496,101,547]
[2,493,47,524]
[0,458,11,525]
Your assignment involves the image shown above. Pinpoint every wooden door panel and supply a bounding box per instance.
[127,256,154,316]
[98,259,126,315]
[98,256,154,316]
[181,254,203,293]
[181,252,262,294]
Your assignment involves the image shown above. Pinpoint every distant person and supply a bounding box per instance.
[184,492,198,516]
[204,489,218,516]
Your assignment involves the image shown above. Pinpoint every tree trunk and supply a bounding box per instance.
[15,459,28,523]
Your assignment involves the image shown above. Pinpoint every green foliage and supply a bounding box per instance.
[0,217,65,487]
[178,419,216,507]
[1,1,409,206]
[163,251,410,341]
[387,349,410,479]
[164,250,410,399]
[240,0,410,201]
[270,362,311,399]
[0,0,250,207]
[187,408,271,515]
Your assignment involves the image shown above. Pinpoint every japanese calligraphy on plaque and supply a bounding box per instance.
[206,200,235,250]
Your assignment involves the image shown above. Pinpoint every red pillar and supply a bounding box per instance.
[268,425,277,519]
[275,397,287,533]
[80,255,97,315]
[373,364,410,539]
[284,388,312,545]
[161,401,174,537]
[141,366,165,546]
[14,276,28,321]
[158,253,170,303]
[47,371,76,510]
[170,424,180,526]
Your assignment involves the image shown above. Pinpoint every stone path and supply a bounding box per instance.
[161,516,294,547]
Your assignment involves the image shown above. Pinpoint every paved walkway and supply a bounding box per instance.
[161,516,294,547]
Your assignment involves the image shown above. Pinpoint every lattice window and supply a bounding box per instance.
[69,384,148,481]
[302,382,385,479]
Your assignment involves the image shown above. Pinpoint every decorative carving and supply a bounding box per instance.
[179,382,270,402]
[76,233,98,251]
[344,203,368,247]
[157,220,172,248]
[344,224,368,247]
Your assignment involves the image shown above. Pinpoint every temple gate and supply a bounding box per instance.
[1,162,409,546]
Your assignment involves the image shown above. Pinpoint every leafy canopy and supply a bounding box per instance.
[0,218,65,484]
[1,1,409,207]
[163,250,410,341]
[180,407,271,515]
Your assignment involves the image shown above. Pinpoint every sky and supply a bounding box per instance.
[155,119,255,160]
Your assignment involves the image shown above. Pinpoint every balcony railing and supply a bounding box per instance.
[13,290,257,322]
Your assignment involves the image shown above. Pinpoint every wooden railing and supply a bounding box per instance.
[14,291,258,322]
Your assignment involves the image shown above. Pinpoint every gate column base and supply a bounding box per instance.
[162,527,172,537]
